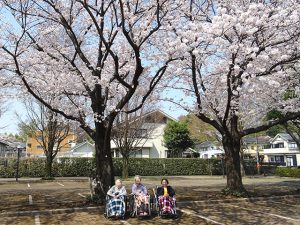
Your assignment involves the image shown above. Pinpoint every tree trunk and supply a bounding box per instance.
[122,156,129,179]
[240,151,245,177]
[45,156,53,178]
[222,135,246,193]
[94,124,115,199]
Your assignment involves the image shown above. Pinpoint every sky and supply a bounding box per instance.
[0,100,26,134]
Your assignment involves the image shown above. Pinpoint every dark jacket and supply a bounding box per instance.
[157,186,175,197]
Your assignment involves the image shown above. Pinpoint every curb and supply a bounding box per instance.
[0,206,103,217]
[0,178,89,184]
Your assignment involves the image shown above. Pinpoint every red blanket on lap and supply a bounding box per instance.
[158,196,175,214]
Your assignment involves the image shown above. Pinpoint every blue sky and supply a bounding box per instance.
[0,100,26,134]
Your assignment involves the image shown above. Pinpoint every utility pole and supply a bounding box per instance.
[255,134,261,175]
[15,145,21,182]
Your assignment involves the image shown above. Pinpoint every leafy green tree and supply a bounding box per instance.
[266,125,285,137]
[180,114,218,143]
[163,121,194,158]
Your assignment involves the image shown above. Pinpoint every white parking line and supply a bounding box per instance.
[120,220,131,225]
[225,203,300,222]
[179,208,225,225]
[178,194,300,205]
[34,213,41,225]
[269,200,300,207]
[28,195,33,205]
[57,182,65,187]
[78,193,85,198]
[27,183,30,188]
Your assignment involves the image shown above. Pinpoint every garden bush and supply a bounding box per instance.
[275,167,300,178]
[0,157,256,178]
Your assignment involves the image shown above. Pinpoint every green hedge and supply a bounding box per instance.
[0,157,254,178]
[275,167,300,178]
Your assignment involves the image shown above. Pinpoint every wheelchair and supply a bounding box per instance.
[104,194,127,219]
[153,187,178,219]
[128,193,153,219]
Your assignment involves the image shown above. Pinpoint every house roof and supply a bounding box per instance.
[0,138,26,149]
[69,141,94,153]
[146,109,178,122]
[271,133,299,143]
[195,141,218,148]
[242,136,271,144]
[183,147,197,153]
[114,109,177,128]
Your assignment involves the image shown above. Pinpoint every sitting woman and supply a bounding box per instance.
[131,175,150,215]
[157,178,176,215]
[107,179,127,218]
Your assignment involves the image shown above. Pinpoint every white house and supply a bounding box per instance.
[263,133,299,167]
[194,141,224,159]
[111,110,177,158]
[59,141,95,158]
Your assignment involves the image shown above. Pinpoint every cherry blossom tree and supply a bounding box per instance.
[164,0,300,194]
[0,0,179,198]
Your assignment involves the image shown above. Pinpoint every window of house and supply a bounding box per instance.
[135,149,142,158]
[27,143,32,148]
[37,136,43,141]
[279,143,284,148]
[288,143,297,149]
[273,143,284,148]
[275,155,284,162]
[129,149,143,158]
[68,140,75,145]
[269,157,274,162]
[37,145,43,150]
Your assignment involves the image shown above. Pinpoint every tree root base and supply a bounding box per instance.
[221,187,249,198]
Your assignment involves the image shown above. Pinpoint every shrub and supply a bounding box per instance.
[275,167,300,178]
[192,152,200,158]
[0,157,257,178]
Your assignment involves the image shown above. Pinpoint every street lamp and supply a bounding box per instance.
[15,145,22,182]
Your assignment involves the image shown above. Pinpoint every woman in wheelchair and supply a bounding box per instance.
[106,179,127,218]
[156,178,176,216]
[131,175,150,216]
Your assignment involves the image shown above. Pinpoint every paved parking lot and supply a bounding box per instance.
[0,176,299,224]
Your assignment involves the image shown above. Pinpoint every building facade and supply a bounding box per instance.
[263,133,299,167]
[111,110,177,158]
[26,132,76,157]
[194,141,224,159]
